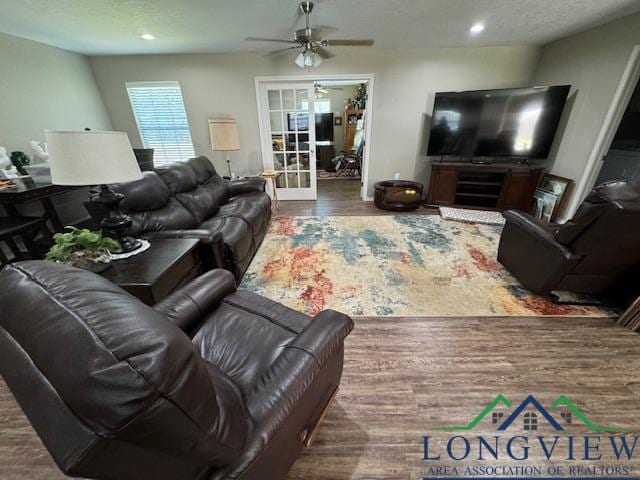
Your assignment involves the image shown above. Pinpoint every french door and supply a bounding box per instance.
[258,82,317,200]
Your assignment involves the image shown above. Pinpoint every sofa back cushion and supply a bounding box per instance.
[558,180,640,276]
[186,156,231,206]
[113,171,198,235]
[157,162,224,223]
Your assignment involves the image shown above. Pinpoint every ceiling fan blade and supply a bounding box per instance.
[245,37,297,44]
[315,46,335,59]
[266,46,301,56]
[325,39,374,46]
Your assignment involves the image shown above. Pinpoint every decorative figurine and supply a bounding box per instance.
[0,146,19,178]
[30,141,49,162]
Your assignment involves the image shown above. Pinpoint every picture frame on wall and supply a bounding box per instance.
[532,173,574,222]
[334,116,342,126]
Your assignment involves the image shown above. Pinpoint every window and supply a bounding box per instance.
[126,81,195,167]
[301,99,332,113]
[492,412,504,424]
[523,412,537,431]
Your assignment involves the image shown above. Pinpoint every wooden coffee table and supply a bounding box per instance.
[101,238,202,305]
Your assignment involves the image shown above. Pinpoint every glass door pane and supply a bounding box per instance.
[260,83,316,200]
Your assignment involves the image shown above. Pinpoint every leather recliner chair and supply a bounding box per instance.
[86,156,271,281]
[0,261,353,480]
[497,180,640,295]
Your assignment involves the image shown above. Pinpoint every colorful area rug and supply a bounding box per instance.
[241,216,613,317]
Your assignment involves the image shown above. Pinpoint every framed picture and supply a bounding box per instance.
[533,188,558,222]
[334,116,342,126]
[536,173,573,222]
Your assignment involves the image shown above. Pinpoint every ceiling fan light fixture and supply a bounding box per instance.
[295,50,323,69]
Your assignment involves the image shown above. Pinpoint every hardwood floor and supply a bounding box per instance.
[2,316,639,479]
[278,179,437,216]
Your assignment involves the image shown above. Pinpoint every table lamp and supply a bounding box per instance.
[46,130,143,253]
[209,118,240,177]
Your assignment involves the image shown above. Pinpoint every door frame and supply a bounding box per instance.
[568,44,640,217]
[255,73,375,201]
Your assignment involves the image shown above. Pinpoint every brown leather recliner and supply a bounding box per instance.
[497,180,640,295]
[0,261,353,480]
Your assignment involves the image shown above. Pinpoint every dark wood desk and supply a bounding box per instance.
[0,178,78,232]
[101,239,202,305]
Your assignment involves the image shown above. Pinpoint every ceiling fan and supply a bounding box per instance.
[245,1,374,68]
[314,82,344,95]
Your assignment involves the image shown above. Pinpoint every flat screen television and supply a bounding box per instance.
[427,85,571,159]
[287,113,334,142]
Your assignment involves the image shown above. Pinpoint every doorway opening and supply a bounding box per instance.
[571,45,640,215]
[314,80,369,203]
[255,74,374,203]
[594,74,640,185]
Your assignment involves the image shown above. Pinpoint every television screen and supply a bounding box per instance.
[287,113,334,142]
[315,113,334,142]
[427,85,570,159]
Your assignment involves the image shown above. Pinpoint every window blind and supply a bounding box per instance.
[126,81,195,167]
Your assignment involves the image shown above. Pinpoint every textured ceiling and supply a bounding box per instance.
[0,0,639,55]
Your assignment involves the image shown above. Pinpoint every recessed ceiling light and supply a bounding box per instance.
[140,33,155,40]
[470,24,485,34]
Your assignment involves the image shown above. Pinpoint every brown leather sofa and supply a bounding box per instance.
[498,180,640,295]
[0,261,353,480]
[88,156,271,281]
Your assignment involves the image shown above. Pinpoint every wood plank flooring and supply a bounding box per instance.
[278,179,437,217]
[2,317,640,479]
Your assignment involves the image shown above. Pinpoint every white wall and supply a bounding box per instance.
[90,53,275,177]
[0,33,112,223]
[90,46,540,198]
[532,12,640,217]
[272,47,541,197]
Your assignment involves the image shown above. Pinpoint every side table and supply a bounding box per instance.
[101,238,202,305]
[261,171,282,214]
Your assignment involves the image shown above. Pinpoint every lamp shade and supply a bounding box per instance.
[209,119,240,151]
[46,130,142,186]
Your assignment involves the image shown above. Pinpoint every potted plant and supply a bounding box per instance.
[45,227,120,273]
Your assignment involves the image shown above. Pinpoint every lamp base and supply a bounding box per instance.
[91,185,141,254]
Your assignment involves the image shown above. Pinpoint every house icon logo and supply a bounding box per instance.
[433,394,625,433]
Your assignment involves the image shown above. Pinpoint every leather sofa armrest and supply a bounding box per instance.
[498,210,582,294]
[229,178,267,196]
[142,229,222,244]
[153,269,237,333]
[246,310,353,429]
[286,310,354,365]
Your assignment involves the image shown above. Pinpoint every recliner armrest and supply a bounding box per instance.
[502,210,570,258]
[142,229,222,244]
[153,269,237,333]
[246,309,353,429]
[286,310,354,365]
[229,178,267,196]
[498,210,582,294]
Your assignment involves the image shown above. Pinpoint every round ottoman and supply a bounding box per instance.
[374,180,423,211]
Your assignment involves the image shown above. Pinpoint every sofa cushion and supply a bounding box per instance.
[128,198,199,236]
[116,172,172,213]
[157,163,198,193]
[186,156,219,184]
[191,289,312,396]
[218,193,271,236]
[201,216,254,266]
